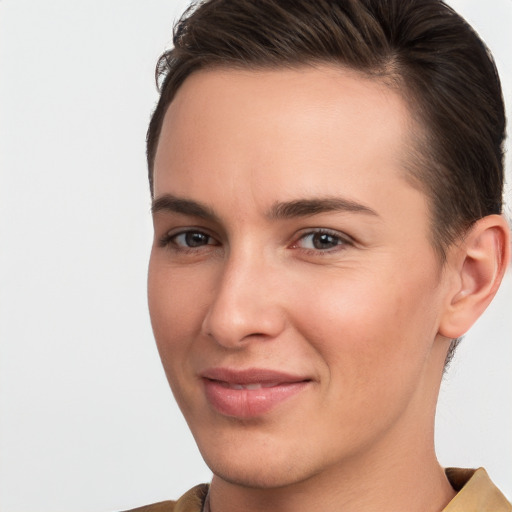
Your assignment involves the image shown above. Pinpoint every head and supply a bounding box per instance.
[147,0,505,255]
[146,0,507,367]
[146,0,509,493]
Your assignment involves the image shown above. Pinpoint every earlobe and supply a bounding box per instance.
[439,214,510,339]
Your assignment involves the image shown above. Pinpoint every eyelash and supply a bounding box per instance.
[290,228,352,254]
[158,229,219,252]
[159,227,353,258]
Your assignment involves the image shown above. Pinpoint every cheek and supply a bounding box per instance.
[288,265,441,390]
[147,256,215,418]
[147,256,208,368]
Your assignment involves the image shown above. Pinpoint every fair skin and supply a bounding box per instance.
[148,66,509,512]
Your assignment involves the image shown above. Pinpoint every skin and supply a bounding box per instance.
[147,66,509,512]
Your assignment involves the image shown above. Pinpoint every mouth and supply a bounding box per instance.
[214,381,282,390]
[200,368,311,418]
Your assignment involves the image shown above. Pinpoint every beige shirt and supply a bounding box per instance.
[124,468,511,512]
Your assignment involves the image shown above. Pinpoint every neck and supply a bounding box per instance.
[209,429,455,512]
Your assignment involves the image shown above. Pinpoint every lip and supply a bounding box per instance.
[200,368,311,418]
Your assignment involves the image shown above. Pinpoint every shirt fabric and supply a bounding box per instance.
[123,468,511,512]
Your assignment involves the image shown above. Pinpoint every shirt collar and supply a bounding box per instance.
[186,468,511,512]
[443,467,511,511]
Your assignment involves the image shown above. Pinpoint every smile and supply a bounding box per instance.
[200,368,311,418]
[218,381,281,390]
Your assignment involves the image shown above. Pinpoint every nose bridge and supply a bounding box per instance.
[202,243,285,347]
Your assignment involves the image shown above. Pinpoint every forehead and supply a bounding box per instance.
[153,65,425,222]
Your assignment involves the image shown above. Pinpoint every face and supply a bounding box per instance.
[148,66,452,489]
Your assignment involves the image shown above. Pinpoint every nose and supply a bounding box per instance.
[201,252,286,348]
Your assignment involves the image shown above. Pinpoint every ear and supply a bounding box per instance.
[439,214,510,339]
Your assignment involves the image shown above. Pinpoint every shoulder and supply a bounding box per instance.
[122,484,210,512]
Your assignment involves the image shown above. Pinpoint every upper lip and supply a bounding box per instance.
[200,367,310,385]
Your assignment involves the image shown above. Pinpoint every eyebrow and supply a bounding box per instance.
[151,194,379,221]
[151,194,218,221]
[267,197,379,219]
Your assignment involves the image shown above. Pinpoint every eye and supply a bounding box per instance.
[160,229,218,249]
[293,229,350,252]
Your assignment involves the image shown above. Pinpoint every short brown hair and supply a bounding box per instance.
[147,0,505,261]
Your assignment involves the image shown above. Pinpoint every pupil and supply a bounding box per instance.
[313,233,337,249]
[186,232,208,247]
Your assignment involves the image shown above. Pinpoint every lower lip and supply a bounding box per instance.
[203,379,309,418]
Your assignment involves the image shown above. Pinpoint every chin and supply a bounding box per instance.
[197,434,322,490]
[206,457,313,489]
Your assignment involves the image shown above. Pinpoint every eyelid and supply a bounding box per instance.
[290,228,354,252]
[158,227,220,248]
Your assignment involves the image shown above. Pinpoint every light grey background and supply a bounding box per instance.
[0,1,510,511]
